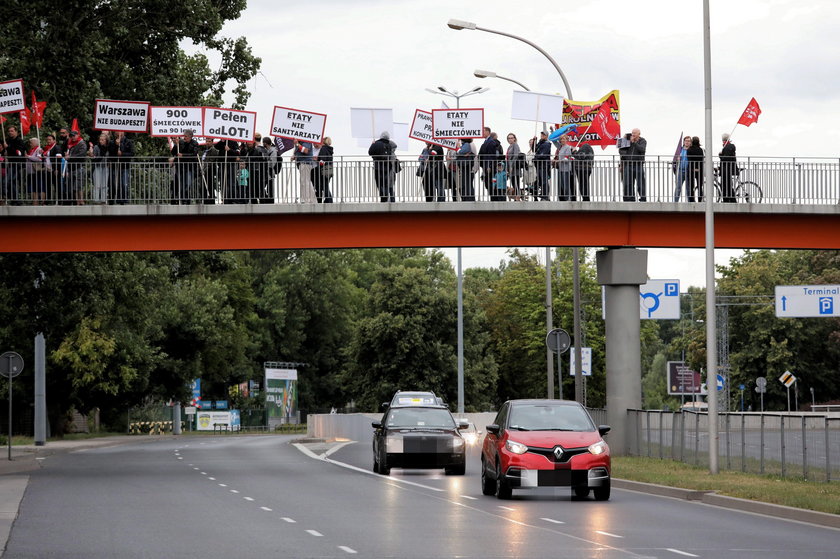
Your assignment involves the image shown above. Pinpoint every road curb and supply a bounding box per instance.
[614,478,840,529]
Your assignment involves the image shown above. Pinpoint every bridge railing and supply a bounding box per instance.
[1,155,838,206]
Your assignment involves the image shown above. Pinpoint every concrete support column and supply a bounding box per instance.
[596,248,647,456]
[173,402,182,435]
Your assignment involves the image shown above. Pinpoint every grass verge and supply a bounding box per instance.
[613,456,840,515]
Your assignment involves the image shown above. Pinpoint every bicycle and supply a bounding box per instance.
[714,168,762,203]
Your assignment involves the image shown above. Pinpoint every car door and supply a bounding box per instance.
[482,402,509,476]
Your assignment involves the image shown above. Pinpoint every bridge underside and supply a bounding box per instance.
[1,204,838,253]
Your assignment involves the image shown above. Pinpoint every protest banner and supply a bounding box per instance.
[93,99,150,133]
[431,108,484,140]
[202,107,257,143]
[150,106,204,137]
[559,90,621,149]
[409,110,458,150]
[350,108,393,141]
[270,106,327,143]
[0,79,25,114]
[511,91,565,124]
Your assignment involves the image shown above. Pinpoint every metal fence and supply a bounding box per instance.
[627,409,840,482]
[2,155,839,206]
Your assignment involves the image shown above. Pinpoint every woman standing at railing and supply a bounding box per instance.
[42,134,60,204]
[90,132,110,204]
[687,136,704,202]
[505,133,522,201]
[672,135,691,202]
[65,130,88,205]
[314,137,334,203]
[25,137,46,206]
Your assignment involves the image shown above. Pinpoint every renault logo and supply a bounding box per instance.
[553,446,565,459]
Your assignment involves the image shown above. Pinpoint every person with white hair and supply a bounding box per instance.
[719,133,737,203]
[368,131,397,202]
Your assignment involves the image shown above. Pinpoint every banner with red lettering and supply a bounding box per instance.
[270,106,327,143]
[202,107,257,143]
[0,79,25,114]
[94,99,150,133]
[558,90,621,149]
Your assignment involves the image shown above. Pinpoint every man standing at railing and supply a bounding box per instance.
[172,130,199,204]
[534,131,552,201]
[479,127,504,201]
[619,128,647,202]
[368,131,397,203]
[719,133,737,203]
[113,131,134,205]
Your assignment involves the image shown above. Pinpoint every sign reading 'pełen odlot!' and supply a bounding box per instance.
[431,108,484,140]
[202,107,257,143]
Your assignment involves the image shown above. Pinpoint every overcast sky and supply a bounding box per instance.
[203,0,838,287]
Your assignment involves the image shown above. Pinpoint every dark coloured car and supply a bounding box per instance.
[372,403,468,476]
[480,399,611,500]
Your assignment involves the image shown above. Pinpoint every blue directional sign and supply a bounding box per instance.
[716,374,725,392]
[639,279,680,320]
[775,285,840,317]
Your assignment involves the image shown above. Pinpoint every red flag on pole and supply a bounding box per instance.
[70,118,80,135]
[591,97,620,150]
[30,92,47,128]
[19,110,31,135]
[737,98,761,127]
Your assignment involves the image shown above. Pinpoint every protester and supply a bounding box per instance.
[535,131,552,201]
[261,136,278,203]
[456,138,477,202]
[25,137,46,205]
[672,135,691,202]
[172,129,200,204]
[618,128,647,201]
[214,138,240,204]
[0,140,6,204]
[479,127,503,200]
[90,132,111,204]
[368,131,397,203]
[41,133,60,204]
[687,136,705,202]
[418,143,444,202]
[65,129,88,205]
[294,138,317,203]
[314,137,334,203]
[113,131,134,204]
[5,126,26,204]
[505,133,522,201]
[54,128,70,203]
[444,147,458,201]
[492,161,507,201]
[719,133,737,203]
[573,140,594,202]
[553,134,573,201]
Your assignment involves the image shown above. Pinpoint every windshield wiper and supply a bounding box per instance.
[532,428,576,431]
[508,425,530,431]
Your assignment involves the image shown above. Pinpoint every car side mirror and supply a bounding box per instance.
[372,420,382,429]
[486,424,500,435]
[381,402,389,410]
[598,425,611,436]
[458,421,469,430]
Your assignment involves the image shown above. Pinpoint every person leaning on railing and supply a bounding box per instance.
[718,133,737,203]
[64,130,88,205]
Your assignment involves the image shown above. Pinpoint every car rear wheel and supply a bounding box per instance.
[481,459,497,495]
[373,455,379,473]
[445,463,466,475]
[378,450,391,475]
[593,480,610,501]
[574,486,590,499]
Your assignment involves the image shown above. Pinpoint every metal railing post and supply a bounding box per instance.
[760,413,765,474]
[725,413,731,470]
[659,411,664,459]
[825,417,831,483]
[781,415,786,478]
[741,413,746,473]
[802,415,808,480]
[694,411,700,466]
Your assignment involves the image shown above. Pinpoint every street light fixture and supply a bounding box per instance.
[425,84,489,416]
[473,70,530,92]
[450,19,583,405]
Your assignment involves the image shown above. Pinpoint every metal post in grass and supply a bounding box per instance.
[802,415,808,480]
[781,415,786,478]
[694,412,700,466]
[825,417,831,483]
[671,411,677,460]
[680,411,686,462]
[741,413,746,473]
[646,412,651,458]
[725,413,731,470]
[760,414,765,474]
[659,411,664,460]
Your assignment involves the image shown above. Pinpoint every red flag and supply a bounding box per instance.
[737,97,761,127]
[19,110,31,135]
[30,91,47,128]
[70,118,80,134]
[591,97,620,150]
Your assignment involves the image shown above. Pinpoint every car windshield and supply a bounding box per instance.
[387,408,455,429]
[508,404,595,432]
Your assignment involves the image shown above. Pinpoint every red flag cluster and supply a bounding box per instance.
[591,95,620,149]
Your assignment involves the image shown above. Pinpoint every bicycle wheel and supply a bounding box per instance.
[714,183,722,203]
[737,181,762,203]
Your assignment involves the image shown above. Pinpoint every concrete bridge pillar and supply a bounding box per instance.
[596,247,647,456]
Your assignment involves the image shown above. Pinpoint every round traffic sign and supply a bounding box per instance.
[0,352,24,379]
[545,328,571,354]
[756,376,767,388]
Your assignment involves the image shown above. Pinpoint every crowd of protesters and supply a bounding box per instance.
[0,121,738,205]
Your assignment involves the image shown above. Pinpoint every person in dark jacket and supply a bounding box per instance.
[313,137,334,203]
[113,131,134,204]
[618,128,647,201]
[719,133,737,203]
[214,138,240,204]
[687,136,705,202]
[419,143,445,202]
[534,131,552,200]
[479,127,504,200]
[4,126,26,204]
[368,131,397,202]
[172,129,200,204]
[573,141,594,202]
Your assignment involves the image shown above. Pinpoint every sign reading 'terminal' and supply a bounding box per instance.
[202,107,257,143]
[775,285,840,317]
[270,106,327,143]
[431,108,484,140]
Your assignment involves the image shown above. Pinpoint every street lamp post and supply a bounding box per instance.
[451,19,585,405]
[426,85,488,415]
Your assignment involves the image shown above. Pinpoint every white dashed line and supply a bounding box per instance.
[230,490,239,494]
[541,518,565,524]
[260,507,272,512]
[498,506,515,511]
[306,530,323,537]
[244,497,254,501]
[177,457,183,460]
[338,546,357,554]
[193,467,199,470]
[218,484,227,487]
[281,517,296,523]
[595,530,623,538]
[667,549,699,557]
[461,495,478,500]
[200,472,207,475]
[208,477,216,481]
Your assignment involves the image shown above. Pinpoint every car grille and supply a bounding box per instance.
[527,445,589,463]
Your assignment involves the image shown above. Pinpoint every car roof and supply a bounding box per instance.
[388,403,450,411]
[506,399,584,407]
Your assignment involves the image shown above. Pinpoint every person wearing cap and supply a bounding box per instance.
[534,130,552,201]
[65,129,88,205]
[368,131,397,202]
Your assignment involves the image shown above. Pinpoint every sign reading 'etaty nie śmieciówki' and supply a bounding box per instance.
[202,107,257,143]
[409,110,458,150]
[431,108,484,140]
[94,100,150,133]
[0,79,25,114]
[149,106,203,138]
[270,106,327,143]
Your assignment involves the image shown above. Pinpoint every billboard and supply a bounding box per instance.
[667,361,706,395]
[265,368,298,425]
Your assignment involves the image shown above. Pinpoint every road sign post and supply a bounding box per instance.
[546,329,571,400]
[755,376,766,412]
[779,371,796,412]
[0,352,24,461]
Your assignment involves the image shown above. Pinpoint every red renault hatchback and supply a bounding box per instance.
[481,399,611,500]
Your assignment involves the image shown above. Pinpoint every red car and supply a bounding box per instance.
[480,399,611,500]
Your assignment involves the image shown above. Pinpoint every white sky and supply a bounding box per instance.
[201,0,839,288]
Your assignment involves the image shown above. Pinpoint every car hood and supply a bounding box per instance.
[504,430,601,448]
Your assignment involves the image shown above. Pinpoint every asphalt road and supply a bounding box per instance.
[4,435,838,558]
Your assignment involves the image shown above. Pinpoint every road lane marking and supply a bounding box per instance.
[230,490,239,493]
[461,495,478,500]
[595,530,623,538]
[306,530,323,537]
[323,441,356,457]
[244,497,254,501]
[498,506,515,511]
[208,477,216,480]
[218,484,227,487]
[541,518,565,524]
[193,467,199,470]
[260,507,272,512]
[338,546,357,554]
[177,457,183,460]
[281,517,296,523]
[200,472,207,475]
[667,550,698,557]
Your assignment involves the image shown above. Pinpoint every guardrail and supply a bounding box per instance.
[628,409,840,482]
[2,155,838,206]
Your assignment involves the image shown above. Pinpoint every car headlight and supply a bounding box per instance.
[505,440,528,455]
[386,436,403,453]
[588,440,608,455]
[450,437,465,448]
[463,432,478,445]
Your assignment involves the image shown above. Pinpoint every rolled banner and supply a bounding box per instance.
[548,123,578,142]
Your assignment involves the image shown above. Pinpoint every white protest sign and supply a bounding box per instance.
[393,122,409,152]
[149,106,203,137]
[511,90,565,123]
[431,108,484,139]
[202,107,257,143]
[0,79,25,114]
[350,108,393,140]
[270,106,327,143]
[93,99,150,133]
[409,110,459,150]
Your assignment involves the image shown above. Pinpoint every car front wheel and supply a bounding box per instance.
[496,461,512,499]
[593,480,610,501]
[481,459,497,495]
